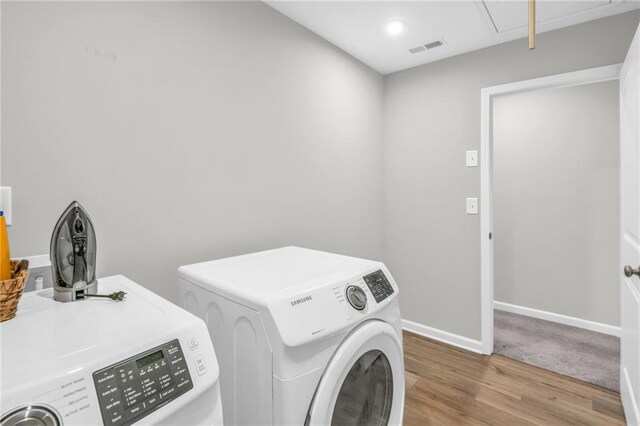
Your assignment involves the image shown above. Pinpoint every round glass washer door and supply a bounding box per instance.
[306,321,404,426]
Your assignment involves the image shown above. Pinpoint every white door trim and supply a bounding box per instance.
[480,64,622,355]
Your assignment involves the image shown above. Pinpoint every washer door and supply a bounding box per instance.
[306,321,404,426]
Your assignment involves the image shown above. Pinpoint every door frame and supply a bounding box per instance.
[479,64,623,355]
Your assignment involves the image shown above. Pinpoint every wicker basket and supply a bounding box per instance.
[0,261,29,322]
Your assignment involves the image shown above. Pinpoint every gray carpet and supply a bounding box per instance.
[494,310,620,391]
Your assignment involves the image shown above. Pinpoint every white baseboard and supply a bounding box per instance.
[402,319,483,354]
[622,367,640,426]
[494,301,621,337]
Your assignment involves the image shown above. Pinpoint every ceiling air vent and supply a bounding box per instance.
[424,39,445,50]
[408,38,445,55]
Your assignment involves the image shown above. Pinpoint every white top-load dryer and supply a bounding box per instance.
[0,275,223,426]
[178,247,404,426]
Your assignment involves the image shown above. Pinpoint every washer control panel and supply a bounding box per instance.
[93,339,193,426]
[363,270,395,303]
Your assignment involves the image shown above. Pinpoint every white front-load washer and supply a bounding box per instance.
[178,247,404,426]
[0,275,223,426]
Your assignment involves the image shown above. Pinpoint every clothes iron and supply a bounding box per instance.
[50,201,97,302]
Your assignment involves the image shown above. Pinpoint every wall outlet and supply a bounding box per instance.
[0,187,12,226]
[466,197,478,215]
[23,255,52,293]
[466,150,478,167]
[24,266,54,293]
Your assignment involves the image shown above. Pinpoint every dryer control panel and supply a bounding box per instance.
[93,339,193,426]
[363,270,394,303]
[269,264,400,347]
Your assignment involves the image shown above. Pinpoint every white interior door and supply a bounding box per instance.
[620,22,640,426]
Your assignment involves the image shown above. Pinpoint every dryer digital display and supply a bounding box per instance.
[93,339,193,426]
[363,270,394,303]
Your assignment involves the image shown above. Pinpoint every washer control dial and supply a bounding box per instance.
[1,405,61,426]
[346,285,367,311]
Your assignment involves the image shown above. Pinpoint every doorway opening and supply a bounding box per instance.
[480,64,622,390]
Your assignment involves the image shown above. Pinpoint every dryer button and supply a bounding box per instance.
[187,338,199,351]
[194,355,207,376]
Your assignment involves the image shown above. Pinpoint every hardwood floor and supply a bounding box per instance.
[402,331,626,425]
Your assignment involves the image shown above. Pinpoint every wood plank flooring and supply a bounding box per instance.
[402,331,626,425]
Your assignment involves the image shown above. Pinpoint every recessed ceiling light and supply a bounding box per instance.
[386,20,406,36]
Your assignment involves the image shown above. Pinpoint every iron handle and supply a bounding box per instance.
[624,265,640,278]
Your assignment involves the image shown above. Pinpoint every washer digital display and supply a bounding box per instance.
[135,350,164,369]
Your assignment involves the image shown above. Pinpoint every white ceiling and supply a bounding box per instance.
[265,0,640,75]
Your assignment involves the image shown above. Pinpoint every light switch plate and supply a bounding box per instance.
[466,197,478,215]
[0,187,12,226]
[466,150,478,167]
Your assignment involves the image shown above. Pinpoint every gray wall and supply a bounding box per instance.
[3,2,637,337]
[383,12,638,340]
[493,81,620,326]
[1,1,384,302]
